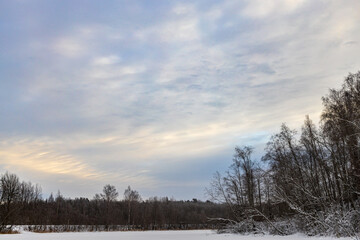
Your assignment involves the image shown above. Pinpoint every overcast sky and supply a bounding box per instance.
[0,0,359,200]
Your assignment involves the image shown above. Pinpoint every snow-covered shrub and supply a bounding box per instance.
[268,219,297,235]
[216,202,359,238]
[288,202,360,238]
[218,219,265,235]
[323,204,360,237]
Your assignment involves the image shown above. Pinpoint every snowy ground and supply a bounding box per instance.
[0,230,353,240]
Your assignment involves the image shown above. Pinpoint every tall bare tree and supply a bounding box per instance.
[0,172,21,231]
[124,186,141,226]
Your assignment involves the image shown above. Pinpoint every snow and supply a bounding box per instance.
[0,230,353,240]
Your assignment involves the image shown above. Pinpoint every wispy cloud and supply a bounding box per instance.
[0,136,157,197]
[92,55,121,66]
[241,0,307,18]
[53,37,86,57]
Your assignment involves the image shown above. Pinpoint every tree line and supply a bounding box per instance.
[0,173,229,233]
[207,71,360,237]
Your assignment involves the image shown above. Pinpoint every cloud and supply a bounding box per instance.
[241,0,307,18]
[0,0,360,199]
[135,18,200,43]
[88,64,146,79]
[53,37,86,57]
[92,55,121,66]
[134,3,200,44]
[172,3,196,16]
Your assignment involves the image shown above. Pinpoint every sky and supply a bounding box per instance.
[0,0,360,201]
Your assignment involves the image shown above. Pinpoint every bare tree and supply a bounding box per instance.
[235,146,256,207]
[124,186,141,227]
[0,172,21,231]
[206,146,261,229]
[99,184,118,228]
[100,184,118,203]
[322,71,360,199]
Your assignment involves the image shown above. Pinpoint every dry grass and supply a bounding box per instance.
[0,229,20,234]
[31,230,53,233]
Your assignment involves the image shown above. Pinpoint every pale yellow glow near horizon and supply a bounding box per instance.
[0,139,157,188]
[0,145,106,179]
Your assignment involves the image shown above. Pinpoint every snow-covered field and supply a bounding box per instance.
[0,230,353,240]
